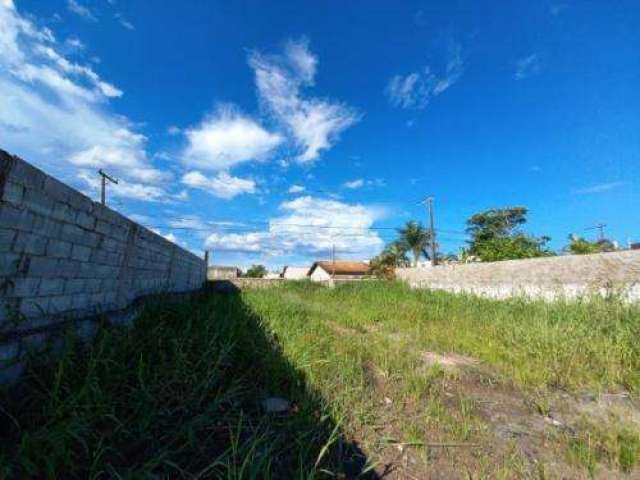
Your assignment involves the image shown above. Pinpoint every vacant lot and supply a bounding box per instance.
[1,281,639,478]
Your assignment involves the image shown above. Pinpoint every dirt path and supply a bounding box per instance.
[316,308,640,478]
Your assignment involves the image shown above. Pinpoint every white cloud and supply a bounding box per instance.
[288,184,305,193]
[515,53,542,80]
[182,105,282,171]
[65,36,85,50]
[249,38,360,163]
[67,0,96,21]
[77,171,179,202]
[204,196,384,259]
[114,13,134,31]
[386,42,464,110]
[0,1,173,200]
[574,181,624,195]
[182,170,256,199]
[343,178,385,189]
[167,125,181,135]
[343,178,364,189]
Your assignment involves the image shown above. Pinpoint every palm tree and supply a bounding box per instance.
[383,240,410,267]
[397,221,431,266]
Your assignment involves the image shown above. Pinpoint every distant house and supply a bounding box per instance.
[281,266,309,280]
[308,261,371,282]
[264,272,281,279]
[207,265,240,280]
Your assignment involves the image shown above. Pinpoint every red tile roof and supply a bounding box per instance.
[311,260,371,276]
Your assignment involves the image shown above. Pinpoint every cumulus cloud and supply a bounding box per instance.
[182,105,282,171]
[77,171,183,203]
[182,170,256,199]
[204,196,384,258]
[249,38,360,163]
[288,184,305,193]
[0,1,172,202]
[386,42,464,110]
[515,53,542,80]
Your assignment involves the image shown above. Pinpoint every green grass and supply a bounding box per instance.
[1,280,639,477]
[249,280,639,393]
[0,291,361,478]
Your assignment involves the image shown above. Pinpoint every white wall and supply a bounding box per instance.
[310,266,331,282]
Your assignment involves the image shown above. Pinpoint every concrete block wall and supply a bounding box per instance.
[396,250,640,302]
[0,149,206,382]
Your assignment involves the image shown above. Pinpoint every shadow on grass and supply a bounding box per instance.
[0,287,380,479]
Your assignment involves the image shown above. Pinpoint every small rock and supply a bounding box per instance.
[544,416,563,428]
[262,396,291,413]
[384,397,392,405]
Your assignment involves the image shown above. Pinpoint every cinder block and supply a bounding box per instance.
[46,239,72,258]
[42,176,71,203]
[27,257,60,278]
[101,238,121,252]
[32,216,63,237]
[0,253,21,276]
[7,277,40,297]
[0,229,16,252]
[23,188,53,217]
[86,278,102,293]
[13,231,47,255]
[0,205,35,231]
[66,189,93,213]
[49,295,74,313]
[2,181,24,204]
[51,202,76,223]
[10,159,45,190]
[38,278,65,296]
[72,293,90,310]
[55,259,82,277]
[95,220,112,236]
[65,278,85,294]
[60,224,99,247]
[76,211,96,230]
[71,244,91,262]
[19,297,50,318]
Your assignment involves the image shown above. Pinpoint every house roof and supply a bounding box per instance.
[310,260,370,276]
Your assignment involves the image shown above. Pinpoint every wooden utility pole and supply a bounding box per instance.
[98,169,118,206]
[421,196,437,266]
[586,223,607,241]
[331,244,336,279]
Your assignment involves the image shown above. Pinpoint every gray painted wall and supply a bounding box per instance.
[396,250,640,302]
[0,150,206,381]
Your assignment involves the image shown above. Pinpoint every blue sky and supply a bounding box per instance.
[1,0,638,270]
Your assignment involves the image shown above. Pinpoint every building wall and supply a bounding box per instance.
[396,250,640,302]
[0,150,206,382]
[310,266,331,282]
[207,267,238,280]
[283,267,308,280]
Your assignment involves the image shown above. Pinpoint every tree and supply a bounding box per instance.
[397,221,432,266]
[466,207,528,244]
[566,235,616,255]
[244,264,267,278]
[370,241,410,278]
[466,207,552,262]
